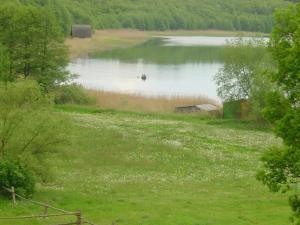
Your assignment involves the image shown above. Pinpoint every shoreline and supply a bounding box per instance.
[86,89,221,114]
[67,29,260,113]
[66,29,267,59]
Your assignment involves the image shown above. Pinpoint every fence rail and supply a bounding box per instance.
[0,186,98,225]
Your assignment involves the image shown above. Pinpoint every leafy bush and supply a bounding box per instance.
[0,80,69,182]
[0,160,35,198]
[54,84,95,105]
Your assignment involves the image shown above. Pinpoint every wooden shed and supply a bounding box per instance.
[175,104,220,116]
[71,25,92,38]
[223,99,250,119]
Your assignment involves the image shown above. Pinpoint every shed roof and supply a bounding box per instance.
[72,24,92,29]
[176,104,218,111]
[195,104,219,111]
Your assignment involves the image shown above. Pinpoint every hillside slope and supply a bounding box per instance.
[7,0,288,34]
[0,107,290,225]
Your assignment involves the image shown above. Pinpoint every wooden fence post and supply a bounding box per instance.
[43,205,48,219]
[76,211,82,225]
[11,187,16,205]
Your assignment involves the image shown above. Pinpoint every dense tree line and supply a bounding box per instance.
[3,0,289,34]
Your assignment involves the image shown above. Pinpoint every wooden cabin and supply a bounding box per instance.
[71,25,92,38]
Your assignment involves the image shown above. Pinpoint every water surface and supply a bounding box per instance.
[69,36,257,100]
[70,58,222,99]
[160,36,268,46]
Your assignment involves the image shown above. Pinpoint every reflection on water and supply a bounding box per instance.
[69,58,222,100]
[160,36,269,46]
[94,38,225,65]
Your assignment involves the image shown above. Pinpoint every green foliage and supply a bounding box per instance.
[257,146,293,192]
[215,37,273,102]
[9,0,289,33]
[0,80,68,181]
[54,84,95,105]
[257,2,300,223]
[0,106,289,225]
[0,4,70,90]
[223,100,247,119]
[263,90,290,123]
[0,160,35,198]
[275,108,300,148]
[270,4,300,104]
[0,44,10,82]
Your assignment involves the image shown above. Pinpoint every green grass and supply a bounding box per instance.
[0,106,290,225]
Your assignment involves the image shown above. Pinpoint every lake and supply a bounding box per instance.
[68,36,262,100]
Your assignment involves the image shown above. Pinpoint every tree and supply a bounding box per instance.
[0,80,68,181]
[214,37,273,102]
[0,44,10,82]
[0,3,20,80]
[257,3,300,223]
[0,4,70,90]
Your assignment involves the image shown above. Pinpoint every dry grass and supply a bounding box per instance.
[66,29,265,59]
[66,29,148,59]
[87,89,221,113]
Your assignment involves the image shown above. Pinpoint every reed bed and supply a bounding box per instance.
[87,89,221,113]
[66,29,148,59]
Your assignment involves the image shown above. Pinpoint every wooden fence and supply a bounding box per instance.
[0,186,97,225]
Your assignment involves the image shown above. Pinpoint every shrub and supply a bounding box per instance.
[0,160,35,198]
[0,80,69,182]
[54,84,95,105]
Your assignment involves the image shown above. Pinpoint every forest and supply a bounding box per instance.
[3,0,289,34]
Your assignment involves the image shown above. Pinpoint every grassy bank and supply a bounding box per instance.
[0,106,289,225]
[87,89,221,114]
[66,30,148,59]
[66,29,266,59]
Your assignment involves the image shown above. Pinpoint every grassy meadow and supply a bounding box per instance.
[0,106,290,225]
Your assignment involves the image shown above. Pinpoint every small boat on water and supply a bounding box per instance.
[141,74,147,81]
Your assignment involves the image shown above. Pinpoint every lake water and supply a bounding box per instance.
[68,36,263,100]
[160,36,268,46]
[70,59,222,98]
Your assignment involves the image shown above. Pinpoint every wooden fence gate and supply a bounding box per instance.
[0,187,97,225]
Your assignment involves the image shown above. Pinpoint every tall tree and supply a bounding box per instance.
[257,3,300,223]
[0,4,70,90]
[214,38,273,102]
[0,3,20,80]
